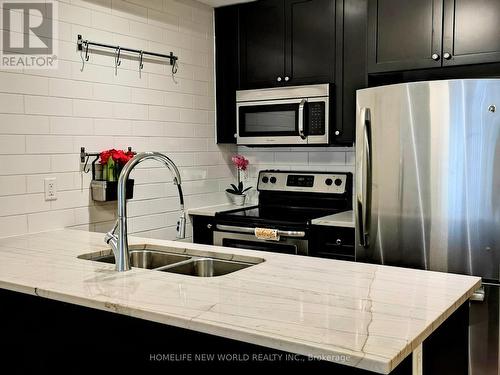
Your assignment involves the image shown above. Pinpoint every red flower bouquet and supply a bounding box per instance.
[99,149,135,181]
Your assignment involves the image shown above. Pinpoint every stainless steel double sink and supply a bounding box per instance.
[78,246,264,277]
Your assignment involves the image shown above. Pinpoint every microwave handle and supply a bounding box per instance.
[298,99,307,140]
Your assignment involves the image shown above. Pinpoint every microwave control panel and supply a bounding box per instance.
[308,102,325,135]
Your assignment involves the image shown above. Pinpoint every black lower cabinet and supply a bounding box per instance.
[309,225,355,260]
[191,215,215,245]
[0,288,469,374]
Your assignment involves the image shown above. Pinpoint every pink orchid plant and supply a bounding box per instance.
[227,154,252,196]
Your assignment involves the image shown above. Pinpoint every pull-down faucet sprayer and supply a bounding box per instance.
[104,152,186,272]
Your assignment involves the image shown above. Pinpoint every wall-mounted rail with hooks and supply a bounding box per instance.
[77,34,178,74]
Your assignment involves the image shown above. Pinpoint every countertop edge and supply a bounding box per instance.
[0,282,392,373]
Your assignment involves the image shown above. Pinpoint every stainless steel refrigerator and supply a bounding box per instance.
[355,79,500,375]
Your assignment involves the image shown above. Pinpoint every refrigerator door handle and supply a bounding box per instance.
[357,107,371,248]
[358,108,372,248]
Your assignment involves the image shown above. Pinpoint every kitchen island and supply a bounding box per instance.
[0,229,480,374]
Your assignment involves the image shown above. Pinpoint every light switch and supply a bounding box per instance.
[44,178,57,201]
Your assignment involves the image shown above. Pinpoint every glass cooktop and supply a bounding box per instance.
[216,206,346,226]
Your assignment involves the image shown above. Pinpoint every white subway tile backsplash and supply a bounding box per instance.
[94,119,132,136]
[0,215,28,237]
[275,152,309,165]
[164,92,194,108]
[50,117,93,135]
[0,93,24,114]
[74,204,116,226]
[93,83,132,103]
[0,0,230,240]
[111,0,148,22]
[49,78,94,99]
[25,96,73,116]
[51,189,91,210]
[73,99,113,118]
[0,114,50,135]
[131,120,164,136]
[59,2,92,25]
[26,173,76,194]
[91,9,130,34]
[51,154,81,173]
[0,135,25,155]
[0,72,48,95]
[131,88,164,105]
[0,176,26,196]
[0,194,50,216]
[26,135,73,154]
[28,209,75,233]
[112,102,148,120]
[148,105,180,121]
[147,8,178,30]
[308,151,347,165]
[0,155,51,175]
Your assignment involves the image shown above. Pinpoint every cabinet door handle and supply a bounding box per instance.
[284,76,290,82]
[443,52,452,60]
[431,53,440,61]
[277,76,282,82]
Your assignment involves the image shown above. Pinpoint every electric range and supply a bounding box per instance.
[214,170,352,255]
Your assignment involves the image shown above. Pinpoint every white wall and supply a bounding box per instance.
[236,146,355,204]
[0,0,237,240]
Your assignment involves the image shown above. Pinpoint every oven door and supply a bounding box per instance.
[213,226,308,255]
[236,97,328,145]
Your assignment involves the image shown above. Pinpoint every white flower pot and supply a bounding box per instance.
[227,193,246,206]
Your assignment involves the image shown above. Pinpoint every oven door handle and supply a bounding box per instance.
[216,225,306,238]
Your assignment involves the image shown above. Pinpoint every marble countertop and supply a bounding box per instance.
[187,203,257,216]
[312,210,355,228]
[0,229,480,374]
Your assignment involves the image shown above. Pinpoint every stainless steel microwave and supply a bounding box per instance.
[236,84,330,145]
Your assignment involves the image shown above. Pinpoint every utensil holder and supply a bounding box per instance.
[91,179,134,202]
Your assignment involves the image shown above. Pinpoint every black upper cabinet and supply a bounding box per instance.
[239,0,285,88]
[442,0,500,66]
[368,0,443,73]
[369,0,500,73]
[215,5,239,143]
[285,0,335,85]
[239,0,335,89]
[215,0,364,145]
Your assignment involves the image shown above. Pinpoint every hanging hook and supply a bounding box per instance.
[84,41,90,61]
[83,155,91,173]
[171,57,178,75]
[139,50,144,70]
[115,46,121,67]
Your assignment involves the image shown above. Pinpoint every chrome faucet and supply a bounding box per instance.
[104,152,186,272]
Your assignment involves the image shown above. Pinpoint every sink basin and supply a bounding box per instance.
[160,258,254,277]
[78,244,264,276]
[78,249,191,270]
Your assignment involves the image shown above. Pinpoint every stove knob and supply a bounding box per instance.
[270,176,277,184]
[325,178,333,186]
[262,176,269,183]
[334,178,343,186]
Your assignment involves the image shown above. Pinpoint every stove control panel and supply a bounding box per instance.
[258,171,348,194]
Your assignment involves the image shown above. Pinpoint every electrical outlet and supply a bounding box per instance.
[44,178,57,201]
